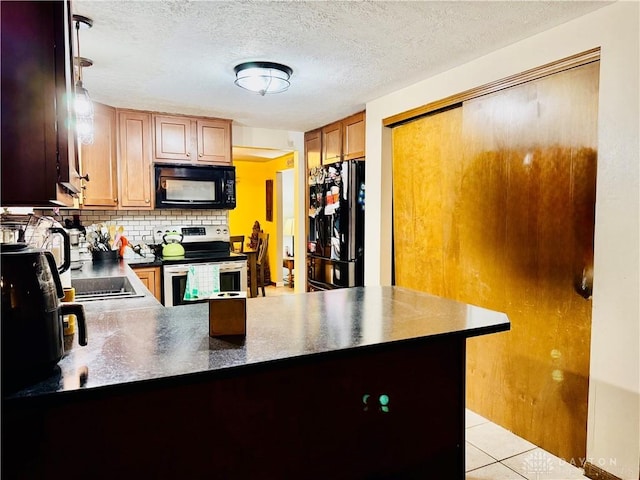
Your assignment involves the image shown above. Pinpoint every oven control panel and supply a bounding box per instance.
[152,225,230,244]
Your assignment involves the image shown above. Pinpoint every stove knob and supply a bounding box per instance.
[216,228,221,234]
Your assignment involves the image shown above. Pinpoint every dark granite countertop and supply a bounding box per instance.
[125,256,163,267]
[6,285,509,400]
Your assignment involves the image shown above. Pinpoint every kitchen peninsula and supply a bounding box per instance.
[3,280,509,479]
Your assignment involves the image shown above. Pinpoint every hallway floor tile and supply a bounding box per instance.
[465,409,590,480]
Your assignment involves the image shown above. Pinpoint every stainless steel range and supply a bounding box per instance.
[153,224,247,307]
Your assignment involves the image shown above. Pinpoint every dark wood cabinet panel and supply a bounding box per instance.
[3,335,466,478]
[0,0,79,207]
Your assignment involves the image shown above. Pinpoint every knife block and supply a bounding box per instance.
[208,292,247,337]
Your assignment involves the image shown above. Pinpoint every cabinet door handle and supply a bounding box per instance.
[145,199,150,203]
[199,153,203,157]
[186,152,190,157]
[79,173,90,182]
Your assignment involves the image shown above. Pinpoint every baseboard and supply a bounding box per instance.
[584,462,623,480]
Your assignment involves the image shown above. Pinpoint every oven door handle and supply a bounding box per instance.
[164,265,191,275]
[165,263,244,274]
[218,262,246,272]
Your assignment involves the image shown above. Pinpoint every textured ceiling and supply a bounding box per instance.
[73,1,609,134]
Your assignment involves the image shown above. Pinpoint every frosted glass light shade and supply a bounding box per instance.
[75,81,94,145]
[234,62,292,96]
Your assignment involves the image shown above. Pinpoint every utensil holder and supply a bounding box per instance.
[92,250,118,262]
[208,292,247,337]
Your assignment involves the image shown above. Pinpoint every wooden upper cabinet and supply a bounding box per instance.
[305,130,322,170]
[196,118,232,164]
[315,111,365,166]
[153,114,232,165]
[80,102,118,208]
[321,121,342,165]
[119,110,153,209]
[342,112,365,160]
[154,115,192,162]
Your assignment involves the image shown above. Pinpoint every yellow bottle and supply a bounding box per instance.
[62,287,77,335]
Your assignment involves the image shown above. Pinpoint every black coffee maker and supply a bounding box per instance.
[1,244,87,391]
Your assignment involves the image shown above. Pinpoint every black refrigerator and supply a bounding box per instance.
[307,160,365,291]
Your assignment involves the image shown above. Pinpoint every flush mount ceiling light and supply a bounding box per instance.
[73,14,94,145]
[234,62,293,96]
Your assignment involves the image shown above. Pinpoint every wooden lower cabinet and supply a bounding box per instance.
[133,266,162,302]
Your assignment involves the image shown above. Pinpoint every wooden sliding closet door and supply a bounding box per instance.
[392,61,598,461]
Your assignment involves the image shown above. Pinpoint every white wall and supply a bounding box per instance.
[363,2,639,478]
[281,169,295,256]
[232,125,303,152]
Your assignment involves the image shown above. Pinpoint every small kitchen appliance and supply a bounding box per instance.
[1,213,72,274]
[153,224,247,307]
[154,164,236,210]
[1,244,88,391]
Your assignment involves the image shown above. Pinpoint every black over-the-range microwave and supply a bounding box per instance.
[154,164,236,210]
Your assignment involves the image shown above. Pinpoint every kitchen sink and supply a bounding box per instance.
[71,276,145,301]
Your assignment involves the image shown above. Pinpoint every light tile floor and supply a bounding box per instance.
[264,284,296,296]
[245,284,294,298]
[465,410,590,480]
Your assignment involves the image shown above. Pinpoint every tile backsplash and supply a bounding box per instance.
[35,209,228,244]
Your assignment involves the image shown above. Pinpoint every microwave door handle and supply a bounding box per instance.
[161,200,214,205]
